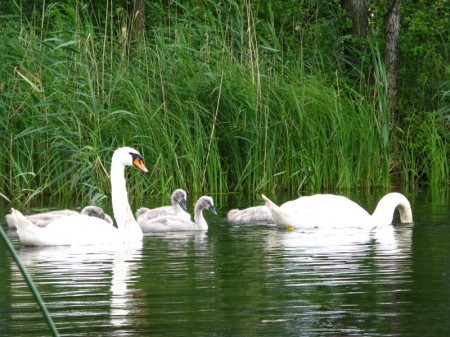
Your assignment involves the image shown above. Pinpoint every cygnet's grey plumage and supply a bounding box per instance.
[6,205,113,229]
[140,196,217,232]
[227,205,273,223]
[136,189,190,221]
[80,206,114,226]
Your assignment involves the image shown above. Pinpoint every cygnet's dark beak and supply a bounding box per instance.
[209,205,217,215]
[180,199,187,210]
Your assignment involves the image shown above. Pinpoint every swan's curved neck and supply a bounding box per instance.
[371,193,413,225]
[172,202,183,213]
[194,205,207,230]
[176,204,186,216]
[111,158,143,240]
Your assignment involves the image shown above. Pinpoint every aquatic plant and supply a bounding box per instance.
[0,1,447,203]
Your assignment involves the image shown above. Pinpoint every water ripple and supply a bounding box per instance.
[2,212,449,336]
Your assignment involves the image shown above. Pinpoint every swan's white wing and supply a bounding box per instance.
[15,213,125,246]
[6,209,79,229]
[44,215,121,244]
[280,194,371,228]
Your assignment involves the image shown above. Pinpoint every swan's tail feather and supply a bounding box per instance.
[261,194,278,209]
[5,213,18,229]
[8,208,40,235]
[261,194,289,227]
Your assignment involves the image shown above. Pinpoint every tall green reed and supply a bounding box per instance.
[395,110,449,186]
[0,0,446,204]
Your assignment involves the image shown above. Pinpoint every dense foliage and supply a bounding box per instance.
[0,0,448,203]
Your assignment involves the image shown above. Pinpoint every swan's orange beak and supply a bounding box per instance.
[133,157,148,173]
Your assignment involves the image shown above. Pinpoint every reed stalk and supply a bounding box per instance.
[0,0,447,203]
[0,226,60,336]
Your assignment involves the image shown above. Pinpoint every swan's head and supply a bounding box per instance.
[81,206,114,225]
[81,206,105,218]
[172,189,188,210]
[197,196,217,215]
[113,147,148,173]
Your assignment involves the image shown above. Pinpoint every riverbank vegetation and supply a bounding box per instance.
[0,1,448,203]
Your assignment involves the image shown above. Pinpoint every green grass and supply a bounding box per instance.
[0,1,447,203]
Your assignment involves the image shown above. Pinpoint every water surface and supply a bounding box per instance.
[0,189,449,336]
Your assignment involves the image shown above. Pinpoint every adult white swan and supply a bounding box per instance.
[261,192,413,229]
[6,205,113,229]
[136,189,190,221]
[8,147,148,246]
[139,196,217,232]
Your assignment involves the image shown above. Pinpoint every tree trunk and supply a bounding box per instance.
[340,0,370,82]
[341,0,368,38]
[129,0,146,40]
[385,0,401,124]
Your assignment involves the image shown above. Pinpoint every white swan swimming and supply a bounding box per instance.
[7,147,148,246]
[6,205,113,229]
[227,205,272,223]
[135,189,190,221]
[261,192,413,229]
[139,196,217,232]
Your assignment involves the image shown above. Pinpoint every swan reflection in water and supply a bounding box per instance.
[9,230,210,336]
[265,221,413,266]
[10,243,143,335]
[144,230,208,246]
[261,222,414,334]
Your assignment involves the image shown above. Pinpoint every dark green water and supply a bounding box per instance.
[0,189,449,336]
